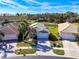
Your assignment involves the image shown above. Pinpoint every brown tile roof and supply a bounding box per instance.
[0,22,19,35]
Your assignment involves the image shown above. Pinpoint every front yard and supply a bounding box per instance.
[17,42,31,47]
[16,41,37,55]
[48,24,63,48]
[53,49,64,55]
[17,40,37,47]
[15,49,36,55]
[48,24,64,55]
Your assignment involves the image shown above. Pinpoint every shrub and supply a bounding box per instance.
[53,49,64,55]
[15,49,36,54]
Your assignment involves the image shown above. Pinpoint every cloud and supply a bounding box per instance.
[0,0,79,14]
[23,0,63,10]
[23,0,41,5]
[0,0,29,9]
[0,1,17,9]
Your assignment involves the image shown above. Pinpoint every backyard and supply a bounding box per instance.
[48,25,60,40]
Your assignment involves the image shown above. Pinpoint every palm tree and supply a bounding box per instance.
[18,20,29,42]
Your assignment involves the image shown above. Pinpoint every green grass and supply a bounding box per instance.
[15,49,36,54]
[53,49,64,55]
[17,42,31,47]
[48,24,63,47]
[48,25,60,40]
[17,40,37,47]
[50,41,63,47]
[73,23,79,26]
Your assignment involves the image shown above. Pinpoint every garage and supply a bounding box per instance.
[58,22,79,41]
[37,30,49,40]
[61,33,76,40]
[3,34,18,40]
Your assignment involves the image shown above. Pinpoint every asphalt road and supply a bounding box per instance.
[4,56,75,59]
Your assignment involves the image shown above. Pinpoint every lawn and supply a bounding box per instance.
[53,49,64,55]
[17,42,31,47]
[17,41,37,47]
[48,24,63,47]
[48,25,60,40]
[15,49,36,54]
[73,23,79,26]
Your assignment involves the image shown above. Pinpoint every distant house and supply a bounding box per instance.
[58,22,79,40]
[66,18,78,23]
[37,18,48,22]
[0,22,19,41]
[29,23,50,40]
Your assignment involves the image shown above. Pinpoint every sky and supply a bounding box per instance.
[0,0,79,14]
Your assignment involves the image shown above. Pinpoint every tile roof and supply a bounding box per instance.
[58,22,79,34]
[29,23,49,33]
[0,22,19,35]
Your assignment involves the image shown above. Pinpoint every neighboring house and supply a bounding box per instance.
[29,23,50,40]
[66,18,78,23]
[37,18,48,22]
[66,18,76,23]
[0,22,19,41]
[58,22,79,40]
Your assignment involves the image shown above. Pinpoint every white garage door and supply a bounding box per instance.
[3,34,18,40]
[61,33,76,40]
[37,32,49,39]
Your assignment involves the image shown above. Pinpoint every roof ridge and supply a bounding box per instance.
[61,24,71,32]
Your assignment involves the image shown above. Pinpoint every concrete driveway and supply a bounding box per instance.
[63,40,79,58]
[35,38,53,56]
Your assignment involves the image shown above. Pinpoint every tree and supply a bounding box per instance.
[2,19,10,26]
[16,13,20,16]
[0,32,4,41]
[18,20,29,41]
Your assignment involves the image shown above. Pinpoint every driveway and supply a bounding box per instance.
[63,40,79,58]
[35,38,53,56]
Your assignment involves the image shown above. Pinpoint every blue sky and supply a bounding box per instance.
[0,0,79,14]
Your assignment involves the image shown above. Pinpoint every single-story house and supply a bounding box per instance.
[0,22,19,41]
[58,22,79,40]
[29,23,50,40]
[37,18,48,22]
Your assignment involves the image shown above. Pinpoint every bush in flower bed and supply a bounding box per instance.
[53,49,64,55]
[15,49,36,55]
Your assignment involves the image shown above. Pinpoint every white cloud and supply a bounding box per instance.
[0,0,79,13]
[23,0,41,5]
[23,0,63,10]
[0,0,29,9]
